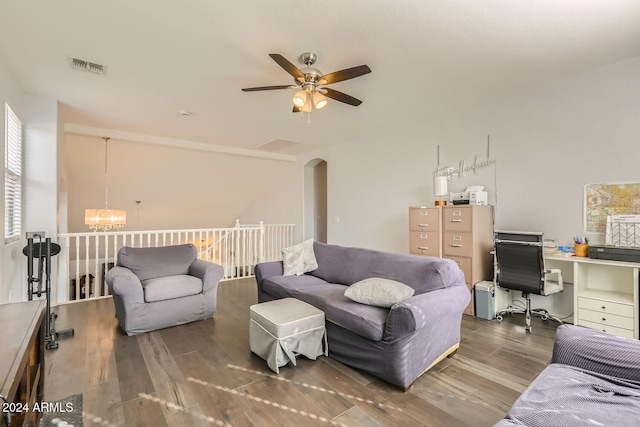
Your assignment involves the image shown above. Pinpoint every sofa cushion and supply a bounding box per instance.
[281,239,318,276]
[552,324,640,384]
[320,287,388,341]
[261,277,387,341]
[289,284,387,341]
[310,242,462,294]
[345,278,415,308]
[142,274,203,302]
[495,363,640,427]
[262,274,331,299]
[118,244,197,281]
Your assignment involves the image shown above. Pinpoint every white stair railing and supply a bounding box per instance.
[56,222,294,304]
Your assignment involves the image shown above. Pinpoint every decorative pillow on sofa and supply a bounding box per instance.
[282,239,318,276]
[344,278,415,308]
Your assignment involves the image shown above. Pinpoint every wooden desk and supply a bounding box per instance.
[0,300,45,427]
[546,253,639,339]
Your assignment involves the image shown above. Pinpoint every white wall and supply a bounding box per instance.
[239,55,640,319]
[279,56,640,254]
[62,57,640,259]
[65,134,297,232]
[0,57,61,303]
[6,51,639,316]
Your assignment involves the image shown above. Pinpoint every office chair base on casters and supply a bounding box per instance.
[496,292,563,333]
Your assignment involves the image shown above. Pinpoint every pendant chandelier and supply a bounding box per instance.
[84,137,126,231]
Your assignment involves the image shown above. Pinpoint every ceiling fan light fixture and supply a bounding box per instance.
[313,92,328,109]
[301,95,313,112]
[293,90,307,107]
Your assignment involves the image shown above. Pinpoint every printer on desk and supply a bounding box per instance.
[450,186,488,205]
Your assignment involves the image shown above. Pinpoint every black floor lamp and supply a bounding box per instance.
[23,233,74,350]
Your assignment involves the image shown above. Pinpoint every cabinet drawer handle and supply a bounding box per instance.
[418,223,429,227]
[418,246,429,250]
[601,305,607,310]
[449,219,462,223]
[419,211,428,216]
[454,260,461,266]
[602,317,607,322]
[449,244,462,248]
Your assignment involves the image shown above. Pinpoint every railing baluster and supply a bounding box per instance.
[57,223,293,301]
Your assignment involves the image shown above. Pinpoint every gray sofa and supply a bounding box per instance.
[255,241,470,389]
[106,244,224,336]
[496,324,640,427]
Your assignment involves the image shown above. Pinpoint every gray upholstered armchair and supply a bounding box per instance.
[105,243,224,335]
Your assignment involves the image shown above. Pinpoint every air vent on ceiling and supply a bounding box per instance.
[68,56,107,76]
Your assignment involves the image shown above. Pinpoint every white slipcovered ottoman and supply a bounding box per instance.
[250,298,328,373]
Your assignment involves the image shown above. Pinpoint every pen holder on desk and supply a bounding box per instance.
[574,243,589,257]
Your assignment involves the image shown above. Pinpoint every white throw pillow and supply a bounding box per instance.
[344,278,415,308]
[281,239,318,276]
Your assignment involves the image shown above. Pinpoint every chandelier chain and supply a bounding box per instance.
[103,137,110,209]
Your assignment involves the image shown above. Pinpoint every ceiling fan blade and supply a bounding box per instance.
[269,54,305,80]
[320,65,371,85]
[242,85,296,92]
[242,85,298,92]
[322,88,363,106]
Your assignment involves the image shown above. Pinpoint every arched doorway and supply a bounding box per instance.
[304,159,327,243]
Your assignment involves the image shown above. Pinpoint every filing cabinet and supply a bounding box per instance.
[443,205,494,315]
[409,205,494,316]
[409,206,442,257]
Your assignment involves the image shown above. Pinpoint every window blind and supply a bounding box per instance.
[4,103,22,243]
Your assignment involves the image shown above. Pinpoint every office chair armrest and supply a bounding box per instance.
[544,268,563,287]
[552,324,640,383]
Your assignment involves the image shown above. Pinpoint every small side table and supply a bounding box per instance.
[250,298,327,373]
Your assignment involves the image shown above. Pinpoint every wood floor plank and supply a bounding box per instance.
[45,278,561,426]
[113,335,156,402]
[163,404,213,427]
[386,392,470,427]
[83,378,125,427]
[137,331,200,417]
[174,350,255,426]
[121,394,169,427]
[159,324,198,357]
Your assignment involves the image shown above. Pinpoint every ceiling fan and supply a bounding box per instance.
[242,52,371,112]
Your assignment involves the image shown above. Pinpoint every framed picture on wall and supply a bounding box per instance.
[584,182,640,233]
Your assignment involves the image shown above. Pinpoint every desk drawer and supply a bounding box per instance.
[443,207,471,232]
[443,232,473,257]
[445,256,471,284]
[578,308,635,330]
[409,208,441,231]
[578,320,635,339]
[577,297,634,318]
[409,232,440,257]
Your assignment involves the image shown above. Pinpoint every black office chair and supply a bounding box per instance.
[494,231,563,332]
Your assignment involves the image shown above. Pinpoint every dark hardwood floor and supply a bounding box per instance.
[45,278,560,427]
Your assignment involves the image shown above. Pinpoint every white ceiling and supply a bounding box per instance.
[2,1,640,155]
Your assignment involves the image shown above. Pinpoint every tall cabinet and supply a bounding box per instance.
[409,205,494,315]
